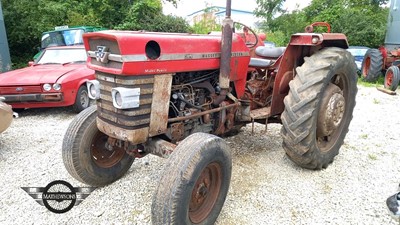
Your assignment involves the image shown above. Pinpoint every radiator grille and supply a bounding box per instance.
[96,72,154,130]
[0,86,42,94]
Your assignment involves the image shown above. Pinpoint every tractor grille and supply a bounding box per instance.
[96,72,154,130]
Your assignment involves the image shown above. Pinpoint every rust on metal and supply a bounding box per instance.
[317,84,345,137]
[96,117,148,144]
[170,122,185,142]
[149,74,173,137]
[90,131,126,168]
[167,102,240,123]
[144,138,176,158]
[250,107,271,120]
[189,162,222,224]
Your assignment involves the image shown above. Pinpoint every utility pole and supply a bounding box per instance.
[0,1,11,72]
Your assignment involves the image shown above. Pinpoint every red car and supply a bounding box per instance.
[0,46,94,112]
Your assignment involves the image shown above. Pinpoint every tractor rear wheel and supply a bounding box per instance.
[62,105,134,186]
[384,66,400,91]
[152,133,232,225]
[361,48,383,82]
[281,47,357,170]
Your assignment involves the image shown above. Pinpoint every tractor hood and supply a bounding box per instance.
[83,30,251,76]
[0,64,81,85]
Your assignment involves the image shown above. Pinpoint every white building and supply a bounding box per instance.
[186,6,260,29]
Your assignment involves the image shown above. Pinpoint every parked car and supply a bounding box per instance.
[0,46,94,112]
[0,97,13,134]
[347,46,370,72]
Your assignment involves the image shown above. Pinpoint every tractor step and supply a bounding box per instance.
[250,107,271,120]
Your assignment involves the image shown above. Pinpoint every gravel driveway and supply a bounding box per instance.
[0,85,399,225]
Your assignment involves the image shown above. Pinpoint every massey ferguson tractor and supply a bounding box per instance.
[62,0,357,224]
[361,0,400,91]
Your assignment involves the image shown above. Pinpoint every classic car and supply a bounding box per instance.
[0,46,94,112]
[347,46,370,72]
[0,97,13,134]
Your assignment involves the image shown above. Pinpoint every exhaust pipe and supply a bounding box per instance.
[215,0,233,105]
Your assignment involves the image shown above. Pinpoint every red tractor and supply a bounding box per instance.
[62,0,357,223]
[361,0,400,91]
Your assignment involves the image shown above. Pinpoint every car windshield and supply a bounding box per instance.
[347,47,369,57]
[41,29,85,49]
[36,48,87,65]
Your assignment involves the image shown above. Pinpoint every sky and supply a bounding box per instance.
[162,0,313,17]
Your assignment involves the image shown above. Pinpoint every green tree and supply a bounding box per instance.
[256,0,389,47]
[254,0,286,23]
[2,0,185,68]
[116,0,191,32]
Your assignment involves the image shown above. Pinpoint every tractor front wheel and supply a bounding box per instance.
[281,47,357,170]
[62,105,134,186]
[151,133,232,225]
[361,48,383,82]
[384,66,400,91]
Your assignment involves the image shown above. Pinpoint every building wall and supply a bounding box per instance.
[0,1,11,72]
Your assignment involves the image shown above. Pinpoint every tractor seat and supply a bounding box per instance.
[255,46,286,58]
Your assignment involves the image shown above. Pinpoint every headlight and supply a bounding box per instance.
[43,83,51,91]
[115,91,122,107]
[53,83,61,91]
[87,80,100,100]
[312,37,320,44]
[111,87,140,109]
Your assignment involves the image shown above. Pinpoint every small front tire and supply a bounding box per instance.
[62,105,134,186]
[384,66,400,91]
[152,133,232,225]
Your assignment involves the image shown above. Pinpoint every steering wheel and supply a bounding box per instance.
[233,22,259,48]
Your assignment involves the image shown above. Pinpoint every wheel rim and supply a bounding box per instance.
[80,90,89,108]
[385,70,394,87]
[90,132,126,168]
[362,57,370,78]
[316,75,348,152]
[189,162,222,224]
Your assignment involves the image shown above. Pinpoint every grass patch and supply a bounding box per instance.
[373,98,380,104]
[357,76,384,87]
[360,134,368,139]
[368,154,378,160]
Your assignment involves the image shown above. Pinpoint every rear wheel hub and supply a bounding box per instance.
[317,84,345,138]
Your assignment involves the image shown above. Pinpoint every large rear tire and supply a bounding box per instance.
[281,47,357,170]
[152,133,232,225]
[384,66,400,91]
[361,48,383,82]
[62,105,134,186]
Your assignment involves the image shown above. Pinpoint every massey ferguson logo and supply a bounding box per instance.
[95,46,110,63]
[15,87,24,92]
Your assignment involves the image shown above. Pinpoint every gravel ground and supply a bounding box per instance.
[0,85,399,225]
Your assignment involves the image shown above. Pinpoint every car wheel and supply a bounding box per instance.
[73,85,90,113]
